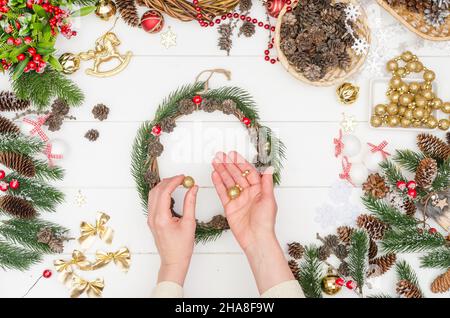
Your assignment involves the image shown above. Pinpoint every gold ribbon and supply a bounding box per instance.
[70,275,104,298]
[92,247,131,272]
[78,212,114,249]
[53,250,92,285]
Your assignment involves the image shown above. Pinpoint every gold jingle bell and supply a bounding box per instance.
[336,82,360,105]
[95,0,117,21]
[321,268,342,295]
[59,53,81,75]
[182,176,195,189]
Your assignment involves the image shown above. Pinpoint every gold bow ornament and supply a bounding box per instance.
[78,212,114,249]
[53,250,92,285]
[70,275,104,298]
[92,247,131,272]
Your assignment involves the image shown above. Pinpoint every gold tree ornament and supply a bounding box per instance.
[59,53,81,75]
[337,82,360,105]
[321,268,342,295]
[95,0,117,21]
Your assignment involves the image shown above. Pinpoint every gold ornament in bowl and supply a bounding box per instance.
[59,53,81,75]
[321,268,342,295]
[336,82,360,105]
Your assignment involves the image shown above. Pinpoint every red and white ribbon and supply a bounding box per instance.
[333,129,344,158]
[43,143,63,166]
[339,156,355,187]
[367,141,390,160]
[23,115,50,142]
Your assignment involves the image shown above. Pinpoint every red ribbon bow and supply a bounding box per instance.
[334,129,344,158]
[367,141,390,160]
[43,143,63,166]
[23,115,50,142]
[339,156,355,187]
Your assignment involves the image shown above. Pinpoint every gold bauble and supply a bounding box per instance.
[227,185,241,200]
[374,104,386,116]
[404,109,414,120]
[421,82,432,91]
[412,120,422,128]
[399,94,413,106]
[389,91,400,103]
[386,59,398,72]
[336,82,360,105]
[422,89,434,100]
[442,102,450,114]
[58,53,80,75]
[423,70,436,82]
[387,115,400,127]
[431,98,443,110]
[398,106,407,116]
[387,103,399,115]
[390,76,403,89]
[396,67,407,77]
[408,82,421,94]
[321,269,342,296]
[413,107,425,120]
[399,82,409,93]
[438,119,450,131]
[95,0,117,21]
[182,176,195,189]
[401,51,414,62]
[406,61,421,72]
[415,94,427,107]
[426,116,438,129]
[370,115,383,127]
[400,118,411,128]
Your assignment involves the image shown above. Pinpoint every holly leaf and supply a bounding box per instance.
[8,45,28,59]
[32,5,48,18]
[48,55,62,71]
[12,57,30,80]
[71,6,96,17]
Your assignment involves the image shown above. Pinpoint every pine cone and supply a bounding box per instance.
[303,64,324,81]
[318,245,331,261]
[362,173,389,199]
[281,38,297,56]
[201,99,220,113]
[397,280,423,298]
[369,253,397,276]
[287,242,305,260]
[288,259,300,278]
[160,117,176,133]
[282,12,297,25]
[222,99,236,115]
[51,99,69,116]
[148,140,164,157]
[203,215,230,230]
[239,0,252,11]
[337,226,354,245]
[323,234,339,250]
[116,0,140,27]
[415,157,438,189]
[368,239,378,259]
[403,199,417,217]
[218,23,232,37]
[0,91,30,112]
[218,36,233,54]
[357,214,388,240]
[0,116,20,135]
[178,99,196,115]
[0,152,35,177]
[334,244,348,260]
[417,133,450,161]
[48,238,64,253]
[37,228,53,244]
[92,103,110,121]
[239,21,255,37]
[84,129,99,142]
[144,170,159,186]
[431,269,450,293]
[0,195,36,218]
[338,262,349,277]
[44,114,63,132]
[446,132,450,145]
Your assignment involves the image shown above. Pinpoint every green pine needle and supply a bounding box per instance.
[420,248,450,269]
[367,293,393,298]
[0,134,44,155]
[0,241,42,271]
[33,159,65,181]
[348,229,369,293]
[395,260,422,293]
[382,228,446,253]
[298,246,324,298]
[380,159,407,188]
[432,158,450,192]
[195,225,225,244]
[393,150,425,173]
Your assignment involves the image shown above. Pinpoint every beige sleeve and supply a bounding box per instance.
[260,280,304,298]
[151,281,183,298]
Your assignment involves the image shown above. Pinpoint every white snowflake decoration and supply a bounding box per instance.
[345,4,361,22]
[340,113,358,133]
[74,190,87,208]
[160,26,177,49]
[352,38,370,56]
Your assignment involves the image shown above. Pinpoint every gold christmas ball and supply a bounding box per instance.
[399,94,413,106]
[370,115,383,127]
[336,82,359,105]
[421,82,432,90]
[182,176,195,189]
[389,92,400,103]
[398,106,407,116]
[95,0,117,21]
[431,98,443,110]
[438,119,450,131]
[422,89,434,100]
[386,103,399,115]
[408,82,421,94]
[415,94,427,107]
[442,102,450,114]
[374,104,387,116]
[386,59,398,72]
[321,269,342,296]
[412,120,422,128]
[390,76,403,89]
[58,53,80,75]
[396,67,407,77]
[404,109,414,120]
[387,115,400,127]
[413,107,425,120]
[400,118,412,128]
[227,185,241,200]
[399,82,409,93]
[401,51,414,62]
[423,70,436,82]
[426,116,438,129]
[406,61,420,72]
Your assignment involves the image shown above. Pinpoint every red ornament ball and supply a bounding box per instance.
[0,181,8,192]
[407,188,417,199]
[140,10,164,34]
[242,117,251,126]
[266,0,286,18]
[9,179,19,190]
[346,280,356,290]
[151,125,162,137]
[0,170,5,179]
[406,180,416,190]
[192,95,202,105]
[396,180,406,191]
[42,269,52,278]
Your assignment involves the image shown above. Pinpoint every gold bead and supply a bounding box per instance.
[336,82,360,105]
[387,103,399,115]
[423,70,436,82]
[374,104,387,116]
[422,89,434,100]
[389,92,400,103]
[438,119,450,131]
[390,76,403,89]
[406,61,420,72]
[412,120,422,128]
[398,106,407,116]
[370,115,383,127]
[396,67,407,77]
[386,59,398,72]
[413,107,425,120]
[401,51,414,62]
[400,118,411,128]
[399,82,409,93]
[415,94,427,107]
[387,116,400,127]
[442,102,450,114]
[426,116,438,129]
[399,94,413,106]
[404,109,414,120]
[58,53,81,75]
[408,82,421,94]
[415,61,424,72]
[431,98,443,110]
[182,176,195,189]
[227,185,241,200]
[421,82,432,91]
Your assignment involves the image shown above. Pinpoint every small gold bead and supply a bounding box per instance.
[423,70,436,82]
[399,94,413,106]
[396,67,407,77]
[374,104,387,116]
[398,106,407,116]
[408,82,421,94]
[400,118,411,128]
[370,115,383,127]
[412,120,422,128]
[415,94,427,107]
[404,109,414,120]
[431,98,443,110]
[387,115,400,127]
[387,103,399,115]
[422,89,434,100]
[442,102,450,114]
[390,76,403,89]
[438,119,450,131]
[399,82,409,93]
[426,116,438,129]
[413,107,425,120]
[401,51,414,62]
[386,59,399,72]
[389,92,400,103]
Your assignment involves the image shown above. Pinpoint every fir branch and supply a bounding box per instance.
[348,229,369,294]
[394,150,425,173]
[32,159,64,181]
[0,241,41,271]
[367,294,393,298]
[195,225,224,244]
[11,68,83,110]
[298,246,324,298]
[396,260,422,294]
[420,248,450,269]
[258,126,286,185]
[382,228,446,253]
[432,158,450,192]
[0,218,67,253]
[0,134,44,155]
[380,159,407,188]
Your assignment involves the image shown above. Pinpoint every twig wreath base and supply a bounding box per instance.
[131,70,286,243]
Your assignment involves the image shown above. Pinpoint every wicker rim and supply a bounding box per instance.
[274,0,371,87]
[377,0,450,41]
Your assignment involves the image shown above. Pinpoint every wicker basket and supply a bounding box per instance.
[377,0,450,41]
[274,0,370,87]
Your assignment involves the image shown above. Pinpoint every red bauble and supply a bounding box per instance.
[429,228,437,234]
[346,280,356,290]
[242,117,251,126]
[406,180,416,190]
[42,269,52,278]
[0,170,5,179]
[192,95,202,105]
[266,0,286,18]
[140,10,164,34]
[9,179,19,190]
[396,180,406,191]
[0,181,8,192]
[151,125,162,137]
[335,277,345,287]
[407,188,417,199]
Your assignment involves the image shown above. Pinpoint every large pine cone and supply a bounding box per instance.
[287,242,305,260]
[337,226,354,245]
[431,269,450,293]
[369,253,397,276]
[0,116,20,135]
[0,195,36,218]
[0,91,30,112]
[396,280,423,298]
[51,99,70,116]
[0,152,36,177]
[362,173,389,199]
[116,0,140,27]
[357,214,388,240]
[368,239,378,260]
[417,133,450,161]
[415,157,438,189]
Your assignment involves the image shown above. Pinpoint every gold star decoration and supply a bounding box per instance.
[160,27,177,49]
[340,113,358,133]
[435,198,449,210]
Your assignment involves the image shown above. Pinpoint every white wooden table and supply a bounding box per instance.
[0,3,449,298]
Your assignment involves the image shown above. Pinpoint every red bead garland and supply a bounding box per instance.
[42,269,52,278]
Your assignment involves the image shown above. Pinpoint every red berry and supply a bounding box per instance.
[6,37,14,45]
[17,53,25,61]
[258,21,264,27]
[0,170,5,179]
[27,61,36,69]
[0,181,8,192]
[243,117,251,126]
[42,269,52,278]
[246,16,251,22]
[209,21,214,26]
[24,36,32,44]
[193,0,198,4]
[346,280,356,290]
[429,228,437,234]
[14,38,22,46]
[15,21,21,30]
[32,54,41,62]
[406,180,416,189]
[151,125,161,137]
[227,13,232,18]
[192,95,202,105]
[252,18,257,24]
[396,180,406,191]
[196,13,202,19]
[9,179,19,190]
[407,188,417,199]
[27,47,36,55]
[221,15,226,20]
[335,278,345,286]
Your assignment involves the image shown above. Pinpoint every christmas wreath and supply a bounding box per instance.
[131,70,286,243]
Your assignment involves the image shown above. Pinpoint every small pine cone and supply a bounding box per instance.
[0,195,36,218]
[48,238,64,253]
[0,115,20,135]
[369,253,397,275]
[160,117,176,133]
[218,23,232,37]
[362,173,389,199]
[0,91,30,112]
[431,269,450,293]
[239,0,252,11]
[205,215,230,230]
[368,239,378,260]
[116,0,140,27]
[337,226,354,245]
[318,245,331,261]
[417,133,450,161]
[92,103,110,121]
[239,21,256,37]
[51,99,69,116]
[44,114,63,132]
[403,199,417,217]
[201,99,220,113]
[447,132,450,145]
[222,99,236,115]
[357,214,388,240]
[397,280,423,298]
[148,140,164,157]
[288,259,300,278]
[37,228,53,244]
[281,38,297,56]
[415,158,438,189]
[144,170,159,186]
[323,234,339,250]
[338,262,349,277]
[0,151,35,177]
[287,242,305,260]
[218,36,233,54]
[178,99,196,115]
[84,129,99,142]
[334,244,348,260]
[282,12,297,25]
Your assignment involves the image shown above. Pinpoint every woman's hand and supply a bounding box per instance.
[211,151,294,294]
[147,175,198,286]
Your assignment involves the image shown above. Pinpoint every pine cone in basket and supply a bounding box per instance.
[417,133,450,161]
[431,268,450,293]
[397,279,423,298]
[415,157,438,189]
[84,129,99,142]
[287,242,305,260]
[363,173,389,199]
[357,214,388,240]
[92,103,110,121]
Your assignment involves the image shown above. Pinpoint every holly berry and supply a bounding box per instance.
[15,21,21,30]
[9,179,19,190]
[0,170,5,179]
[17,53,25,61]
[192,95,202,105]
[346,280,356,290]
[4,24,12,33]
[429,228,438,235]
[27,47,37,55]
[0,181,8,192]
[32,54,41,63]
[335,277,345,286]
[42,269,52,278]
[14,38,22,46]
[24,36,32,45]
[242,117,251,127]
[407,188,417,199]
[406,180,416,190]
[151,125,162,137]
[396,180,406,190]
[6,37,14,45]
